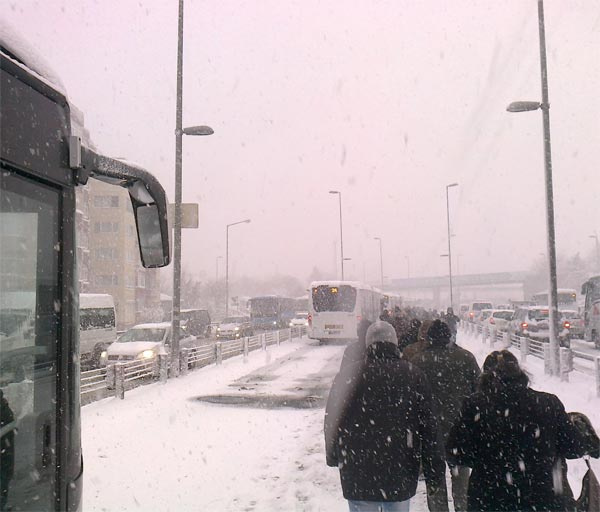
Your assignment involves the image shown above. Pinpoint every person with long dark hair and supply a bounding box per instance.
[446,350,596,511]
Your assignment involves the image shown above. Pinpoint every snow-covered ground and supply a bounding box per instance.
[82,333,599,511]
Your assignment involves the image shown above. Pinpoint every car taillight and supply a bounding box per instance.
[520,322,528,330]
[563,321,571,329]
[308,314,312,327]
[489,317,495,324]
[357,315,362,322]
[469,312,474,318]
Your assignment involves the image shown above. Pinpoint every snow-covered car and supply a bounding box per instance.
[216,317,253,340]
[487,309,514,331]
[466,301,493,322]
[507,307,571,347]
[560,310,585,339]
[101,322,197,363]
[475,308,494,324]
[289,312,309,327]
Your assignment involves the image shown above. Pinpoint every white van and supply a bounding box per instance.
[79,294,117,367]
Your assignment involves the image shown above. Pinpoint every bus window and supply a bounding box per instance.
[1,170,61,511]
[312,285,357,312]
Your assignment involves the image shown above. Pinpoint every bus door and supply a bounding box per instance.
[1,170,63,510]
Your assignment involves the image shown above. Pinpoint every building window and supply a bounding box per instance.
[93,195,119,208]
[95,247,118,260]
[96,274,118,286]
[94,222,119,233]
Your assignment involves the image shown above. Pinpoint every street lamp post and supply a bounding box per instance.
[446,183,459,311]
[172,0,213,377]
[590,234,600,270]
[506,0,559,375]
[225,219,251,317]
[215,255,223,281]
[329,190,345,280]
[374,237,384,290]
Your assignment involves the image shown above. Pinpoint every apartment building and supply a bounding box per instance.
[87,180,160,330]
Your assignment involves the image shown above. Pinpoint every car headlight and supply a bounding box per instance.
[139,350,155,359]
[100,350,107,359]
[217,327,221,331]
[273,321,277,325]
[289,322,293,327]
[234,327,240,331]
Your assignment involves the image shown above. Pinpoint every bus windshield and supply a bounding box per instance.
[312,285,357,312]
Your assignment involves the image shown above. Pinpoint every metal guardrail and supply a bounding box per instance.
[460,321,600,397]
[79,326,308,403]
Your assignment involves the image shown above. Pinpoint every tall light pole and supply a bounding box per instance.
[374,237,384,289]
[226,219,251,317]
[446,182,459,311]
[506,0,559,375]
[215,255,223,281]
[172,0,213,377]
[590,234,600,270]
[329,190,345,280]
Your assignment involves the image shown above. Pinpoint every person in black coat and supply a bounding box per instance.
[340,318,373,369]
[325,321,448,511]
[446,350,596,512]
[408,320,480,511]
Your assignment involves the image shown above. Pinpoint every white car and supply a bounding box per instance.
[102,322,197,363]
[289,312,309,327]
[487,309,514,331]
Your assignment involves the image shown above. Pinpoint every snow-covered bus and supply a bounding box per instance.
[581,276,600,348]
[530,288,577,310]
[308,281,382,343]
[79,294,117,368]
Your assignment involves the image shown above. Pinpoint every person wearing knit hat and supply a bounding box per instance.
[325,320,449,511]
[410,319,480,512]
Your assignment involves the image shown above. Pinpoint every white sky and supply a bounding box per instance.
[3,0,600,283]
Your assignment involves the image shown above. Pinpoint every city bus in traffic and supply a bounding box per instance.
[581,275,600,348]
[79,294,117,368]
[530,288,578,310]
[308,281,383,343]
[0,31,170,511]
[248,295,297,330]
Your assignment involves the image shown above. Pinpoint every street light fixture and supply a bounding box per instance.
[171,0,214,377]
[506,0,560,375]
[329,190,345,280]
[374,237,384,290]
[226,219,251,317]
[446,183,459,311]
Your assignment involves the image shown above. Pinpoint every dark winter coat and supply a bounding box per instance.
[447,386,592,511]
[340,340,366,369]
[408,344,480,443]
[325,341,448,504]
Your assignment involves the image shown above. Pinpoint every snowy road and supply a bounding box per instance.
[82,334,599,511]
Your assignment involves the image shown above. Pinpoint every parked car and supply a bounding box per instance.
[488,309,514,331]
[101,322,197,363]
[466,301,493,322]
[289,312,309,327]
[507,307,571,347]
[560,310,585,339]
[216,317,253,340]
[180,309,211,338]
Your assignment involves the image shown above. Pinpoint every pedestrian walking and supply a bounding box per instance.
[408,320,480,511]
[340,318,373,369]
[447,350,597,511]
[401,319,433,360]
[325,321,448,512]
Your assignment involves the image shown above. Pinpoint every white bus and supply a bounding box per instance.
[308,281,382,342]
[79,293,117,367]
[530,288,577,310]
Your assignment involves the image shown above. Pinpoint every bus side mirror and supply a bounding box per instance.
[71,139,170,268]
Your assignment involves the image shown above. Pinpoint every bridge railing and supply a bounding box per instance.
[459,320,600,397]
[79,326,308,404]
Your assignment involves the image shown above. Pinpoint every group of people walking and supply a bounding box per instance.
[324,307,599,512]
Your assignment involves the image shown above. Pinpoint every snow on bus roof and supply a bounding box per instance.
[0,19,66,95]
[79,294,115,308]
[309,281,376,290]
